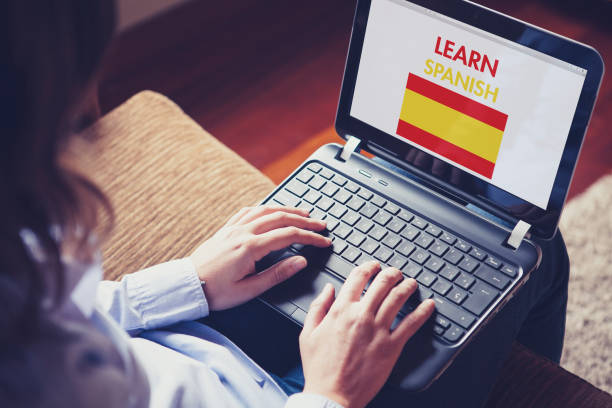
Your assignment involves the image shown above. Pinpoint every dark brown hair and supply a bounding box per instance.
[0,2,116,345]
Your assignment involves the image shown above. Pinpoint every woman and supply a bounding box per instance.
[1,2,570,407]
[0,2,434,407]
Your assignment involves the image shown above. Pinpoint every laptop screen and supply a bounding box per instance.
[349,0,587,210]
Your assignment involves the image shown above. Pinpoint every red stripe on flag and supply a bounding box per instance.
[396,119,495,178]
[406,74,508,131]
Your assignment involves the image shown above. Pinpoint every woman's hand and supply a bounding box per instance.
[299,261,435,408]
[190,205,331,311]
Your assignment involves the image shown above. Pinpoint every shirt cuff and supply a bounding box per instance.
[285,393,345,408]
[127,258,209,329]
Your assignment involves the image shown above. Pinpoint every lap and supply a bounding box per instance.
[205,231,569,407]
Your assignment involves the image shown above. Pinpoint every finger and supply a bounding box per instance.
[247,211,326,235]
[234,205,309,225]
[237,256,308,300]
[303,283,335,335]
[360,267,403,314]
[250,227,332,261]
[335,261,381,304]
[391,299,435,345]
[224,206,253,226]
[376,278,418,327]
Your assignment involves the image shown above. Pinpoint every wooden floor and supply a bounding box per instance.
[99,0,611,200]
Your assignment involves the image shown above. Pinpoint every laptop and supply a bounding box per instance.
[256,0,604,392]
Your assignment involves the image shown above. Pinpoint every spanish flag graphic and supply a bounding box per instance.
[396,73,508,179]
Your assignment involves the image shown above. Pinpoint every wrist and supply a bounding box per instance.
[303,385,351,408]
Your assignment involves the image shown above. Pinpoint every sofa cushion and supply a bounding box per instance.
[81,91,275,280]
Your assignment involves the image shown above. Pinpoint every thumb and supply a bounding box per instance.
[303,283,335,334]
[239,255,307,298]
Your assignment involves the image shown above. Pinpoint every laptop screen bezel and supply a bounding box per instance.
[335,0,604,240]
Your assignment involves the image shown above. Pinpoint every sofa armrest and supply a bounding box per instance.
[81,91,275,281]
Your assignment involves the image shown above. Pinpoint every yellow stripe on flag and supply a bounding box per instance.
[399,89,503,163]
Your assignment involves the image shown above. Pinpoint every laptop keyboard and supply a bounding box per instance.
[268,162,519,344]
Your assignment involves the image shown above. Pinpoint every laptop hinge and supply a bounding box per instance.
[505,220,531,250]
[337,136,361,162]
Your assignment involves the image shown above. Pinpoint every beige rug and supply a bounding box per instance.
[559,172,612,393]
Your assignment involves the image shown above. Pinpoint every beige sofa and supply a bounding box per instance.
[83,91,612,407]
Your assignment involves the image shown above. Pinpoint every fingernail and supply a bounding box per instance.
[291,256,307,272]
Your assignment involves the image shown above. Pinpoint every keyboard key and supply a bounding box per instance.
[414,286,433,301]
[334,189,352,204]
[444,248,463,265]
[368,226,387,241]
[440,232,457,245]
[396,241,416,257]
[342,210,360,226]
[362,238,380,255]
[359,203,379,219]
[309,208,326,220]
[425,225,442,237]
[434,315,451,329]
[342,247,361,263]
[357,189,373,200]
[417,271,438,287]
[325,217,339,232]
[316,197,334,211]
[448,288,468,304]
[414,234,434,249]
[410,249,430,265]
[333,224,352,240]
[458,257,479,273]
[320,168,334,179]
[455,272,476,290]
[384,202,400,215]
[382,233,401,249]
[439,265,460,281]
[388,254,408,270]
[387,219,405,234]
[443,325,465,342]
[323,254,355,279]
[433,325,446,336]
[345,181,360,193]
[371,195,387,207]
[347,197,366,212]
[402,263,422,278]
[309,176,326,190]
[374,246,394,263]
[475,265,510,290]
[303,190,321,204]
[400,225,420,241]
[329,205,347,219]
[321,183,339,197]
[455,239,472,253]
[297,200,313,212]
[485,256,502,269]
[469,247,487,261]
[307,163,322,173]
[411,217,428,229]
[373,211,392,226]
[286,181,308,197]
[332,174,347,186]
[296,170,314,184]
[332,239,348,254]
[463,284,498,316]
[274,191,300,207]
[432,296,475,329]
[432,279,452,296]
[430,240,449,257]
[398,209,414,222]
[501,265,517,278]
[355,218,374,234]
[347,231,366,247]
[424,256,445,273]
